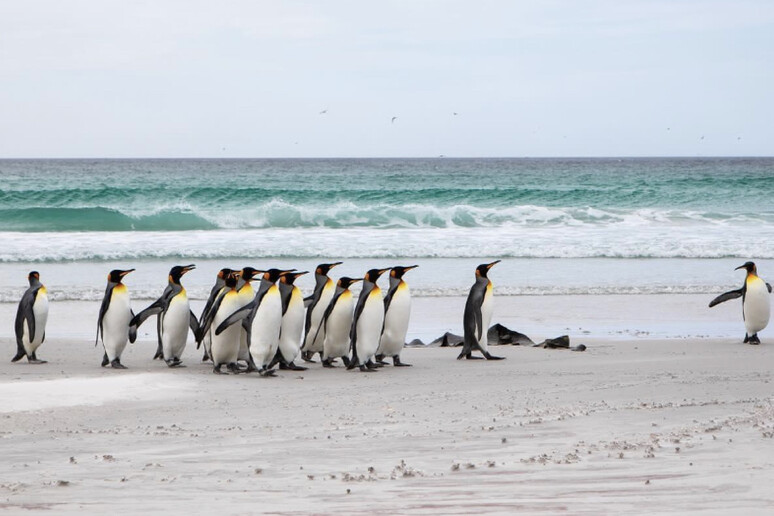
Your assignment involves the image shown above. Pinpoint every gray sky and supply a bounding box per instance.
[1,0,772,158]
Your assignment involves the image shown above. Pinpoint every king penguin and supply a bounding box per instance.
[235,267,262,372]
[216,268,293,376]
[199,271,243,374]
[196,267,233,361]
[459,261,504,360]
[709,261,772,344]
[376,265,419,366]
[348,268,391,372]
[12,271,50,364]
[317,276,361,368]
[273,270,310,370]
[131,265,199,367]
[96,269,138,369]
[301,261,342,362]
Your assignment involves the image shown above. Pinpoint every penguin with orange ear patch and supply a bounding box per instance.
[459,261,504,360]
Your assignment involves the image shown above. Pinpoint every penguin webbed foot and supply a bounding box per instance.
[101,353,110,367]
[300,351,317,363]
[358,364,377,373]
[213,364,226,375]
[226,363,242,374]
[393,356,412,367]
[322,358,335,368]
[28,358,47,365]
[11,351,26,363]
[258,368,277,377]
[484,352,505,360]
[110,359,128,369]
[286,362,307,371]
[366,359,384,369]
[375,354,389,365]
[748,333,761,345]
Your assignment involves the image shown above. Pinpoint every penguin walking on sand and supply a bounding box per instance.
[196,267,233,361]
[709,261,772,344]
[235,267,262,372]
[459,261,504,360]
[198,271,243,374]
[301,262,342,362]
[131,265,199,367]
[348,268,391,372]
[96,269,138,369]
[216,269,292,376]
[272,271,310,370]
[12,271,49,364]
[318,277,361,367]
[376,265,419,366]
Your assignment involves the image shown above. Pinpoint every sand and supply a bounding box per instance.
[0,295,772,514]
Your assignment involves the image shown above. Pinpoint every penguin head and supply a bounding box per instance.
[735,261,757,276]
[263,268,295,283]
[224,271,239,289]
[27,271,41,285]
[475,260,501,279]
[280,271,309,285]
[169,264,195,284]
[241,267,262,282]
[108,269,134,284]
[217,268,234,281]
[338,277,362,290]
[364,268,390,284]
[390,265,419,280]
[316,262,343,276]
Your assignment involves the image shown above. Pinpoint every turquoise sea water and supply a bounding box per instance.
[0,158,772,303]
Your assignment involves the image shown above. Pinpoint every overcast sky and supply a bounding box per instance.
[1,1,772,158]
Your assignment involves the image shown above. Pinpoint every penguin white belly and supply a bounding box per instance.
[478,282,494,352]
[23,289,49,354]
[211,293,241,366]
[306,282,335,353]
[378,284,411,357]
[162,292,190,360]
[279,289,305,362]
[744,277,771,335]
[103,288,132,361]
[323,292,354,359]
[250,287,283,368]
[356,289,385,365]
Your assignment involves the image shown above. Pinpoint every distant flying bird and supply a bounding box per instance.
[319,109,328,115]
[453,112,459,116]
[700,135,705,140]
[391,116,397,124]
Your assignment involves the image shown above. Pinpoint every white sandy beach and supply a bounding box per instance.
[0,294,772,514]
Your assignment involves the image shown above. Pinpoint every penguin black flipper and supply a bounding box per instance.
[767,283,772,294]
[215,302,255,336]
[303,280,328,343]
[280,286,293,316]
[709,286,745,307]
[310,290,344,348]
[130,301,164,328]
[129,310,138,344]
[458,285,485,359]
[188,310,200,336]
[348,289,371,362]
[96,284,115,347]
[197,289,228,339]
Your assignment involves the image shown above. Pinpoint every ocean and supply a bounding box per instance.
[0,157,772,305]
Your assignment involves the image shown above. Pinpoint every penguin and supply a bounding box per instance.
[216,268,292,376]
[376,265,419,366]
[198,271,243,374]
[317,276,361,368]
[458,261,504,360]
[131,265,199,367]
[347,268,391,372]
[301,261,342,362]
[273,271,310,371]
[196,267,233,362]
[95,269,138,369]
[235,267,262,372]
[709,261,772,344]
[12,271,49,364]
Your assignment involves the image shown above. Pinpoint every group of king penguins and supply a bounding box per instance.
[10,260,772,370]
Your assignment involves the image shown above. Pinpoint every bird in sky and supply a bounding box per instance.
[391,116,397,124]
[319,109,328,115]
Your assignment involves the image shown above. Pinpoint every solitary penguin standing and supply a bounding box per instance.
[459,261,504,360]
[96,269,137,369]
[13,271,49,364]
[131,265,199,367]
[709,261,772,344]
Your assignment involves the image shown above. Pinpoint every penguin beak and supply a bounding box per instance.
[182,264,196,275]
[352,278,363,284]
[486,260,501,269]
[405,265,419,271]
[379,268,391,276]
[120,269,135,277]
[294,271,309,277]
[735,264,746,271]
[329,262,343,268]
